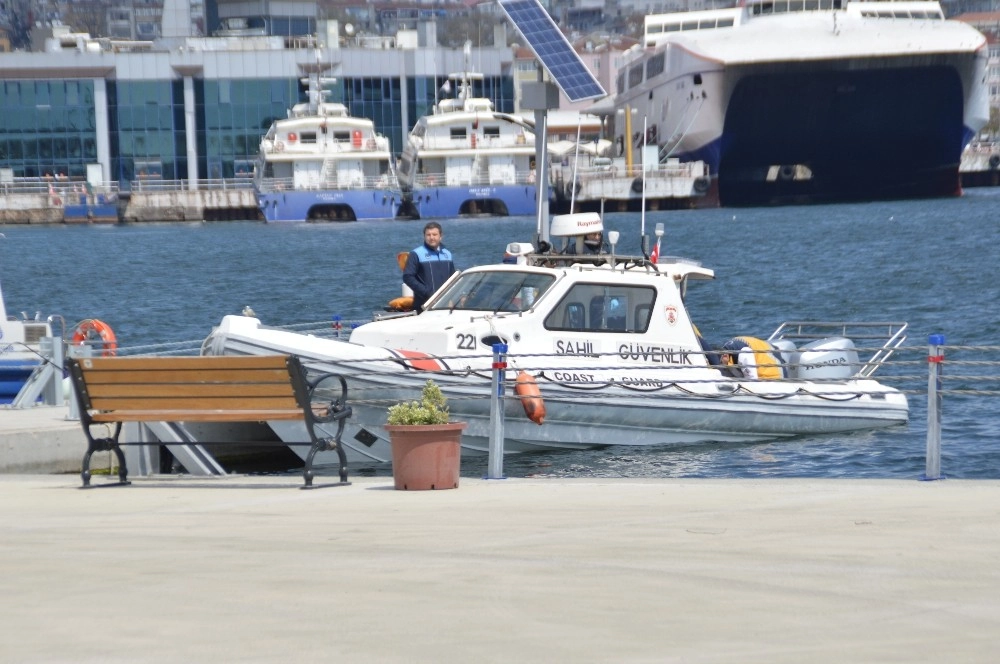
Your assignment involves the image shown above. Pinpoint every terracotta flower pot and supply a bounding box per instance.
[384,422,466,490]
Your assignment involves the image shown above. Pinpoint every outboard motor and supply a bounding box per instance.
[795,337,860,380]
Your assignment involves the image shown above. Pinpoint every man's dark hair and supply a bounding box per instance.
[424,221,443,233]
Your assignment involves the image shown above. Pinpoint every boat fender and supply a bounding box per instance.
[515,371,546,425]
[387,296,414,311]
[631,177,644,194]
[72,319,118,357]
[693,176,710,194]
[990,154,1000,169]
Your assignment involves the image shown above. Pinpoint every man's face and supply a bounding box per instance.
[424,227,442,249]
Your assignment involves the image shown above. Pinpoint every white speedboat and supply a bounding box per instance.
[397,45,539,219]
[0,280,60,403]
[614,0,989,206]
[203,213,909,465]
[255,68,400,222]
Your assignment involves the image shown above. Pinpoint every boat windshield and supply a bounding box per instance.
[428,271,556,313]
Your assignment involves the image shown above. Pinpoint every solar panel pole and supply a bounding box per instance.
[534,67,550,243]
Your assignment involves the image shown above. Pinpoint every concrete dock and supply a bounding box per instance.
[1,472,999,662]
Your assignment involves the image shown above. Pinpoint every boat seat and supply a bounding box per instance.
[564,302,586,330]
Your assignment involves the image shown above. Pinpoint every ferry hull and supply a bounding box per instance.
[410,184,541,219]
[717,63,968,205]
[259,188,400,223]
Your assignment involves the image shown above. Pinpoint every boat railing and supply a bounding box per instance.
[261,137,390,155]
[767,321,908,378]
[412,171,538,188]
[418,134,530,151]
[256,174,401,193]
[571,161,710,181]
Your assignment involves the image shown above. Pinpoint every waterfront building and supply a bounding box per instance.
[0,23,515,190]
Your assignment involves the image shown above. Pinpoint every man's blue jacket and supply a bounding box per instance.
[403,244,456,312]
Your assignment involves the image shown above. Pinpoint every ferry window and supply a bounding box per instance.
[717,18,734,27]
[484,126,500,138]
[300,132,317,144]
[646,53,666,79]
[665,24,680,32]
[333,131,350,141]
[681,21,697,31]
[617,73,626,94]
[428,271,555,313]
[628,65,644,89]
[450,127,467,140]
[545,284,657,333]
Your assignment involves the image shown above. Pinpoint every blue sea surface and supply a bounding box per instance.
[2,189,999,479]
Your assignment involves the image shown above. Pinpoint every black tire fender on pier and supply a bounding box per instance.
[693,176,710,194]
[778,165,795,180]
[631,177,644,194]
[989,154,1000,169]
[565,181,581,198]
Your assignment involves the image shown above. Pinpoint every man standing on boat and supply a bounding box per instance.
[403,222,456,312]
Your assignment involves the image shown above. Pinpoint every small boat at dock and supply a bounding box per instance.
[255,69,401,222]
[203,212,909,465]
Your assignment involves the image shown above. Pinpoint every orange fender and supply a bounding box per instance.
[388,296,414,311]
[72,319,117,356]
[515,371,545,425]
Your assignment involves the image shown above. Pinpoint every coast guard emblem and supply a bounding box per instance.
[665,305,678,326]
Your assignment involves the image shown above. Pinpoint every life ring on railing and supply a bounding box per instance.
[274,141,285,152]
[352,130,363,148]
[515,371,545,425]
[72,319,118,356]
[287,132,298,143]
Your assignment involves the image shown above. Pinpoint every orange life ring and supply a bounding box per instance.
[72,319,117,357]
[288,132,298,143]
[515,371,545,425]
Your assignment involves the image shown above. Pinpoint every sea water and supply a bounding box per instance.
[2,189,999,479]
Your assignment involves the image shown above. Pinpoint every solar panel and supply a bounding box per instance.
[498,0,606,103]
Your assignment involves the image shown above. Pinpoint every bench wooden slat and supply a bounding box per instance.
[79,368,293,384]
[76,355,291,371]
[88,409,304,422]
[88,395,302,411]
[85,383,299,399]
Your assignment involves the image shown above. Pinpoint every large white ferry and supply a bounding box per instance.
[255,70,400,222]
[613,0,989,206]
[397,52,540,219]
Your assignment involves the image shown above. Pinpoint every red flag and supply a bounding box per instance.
[650,239,660,264]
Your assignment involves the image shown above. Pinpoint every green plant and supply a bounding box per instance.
[386,379,450,425]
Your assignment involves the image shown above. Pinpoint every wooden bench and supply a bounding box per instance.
[66,354,351,489]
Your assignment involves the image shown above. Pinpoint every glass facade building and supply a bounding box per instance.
[0,45,515,187]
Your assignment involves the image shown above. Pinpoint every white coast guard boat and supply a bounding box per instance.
[255,68,400,222]
[397,44,539,219]
[0,279,61,403]
[202,212,909,464]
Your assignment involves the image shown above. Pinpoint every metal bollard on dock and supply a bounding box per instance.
[487,343,508,480]
[923,334,945,480]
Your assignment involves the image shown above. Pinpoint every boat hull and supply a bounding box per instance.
[204,316,908,467]
[409,184,541,219]
[259,188,400,223]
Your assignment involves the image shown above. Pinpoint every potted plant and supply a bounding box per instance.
[384,379,466,490]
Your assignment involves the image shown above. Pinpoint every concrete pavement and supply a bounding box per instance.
[1,474,998,662]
